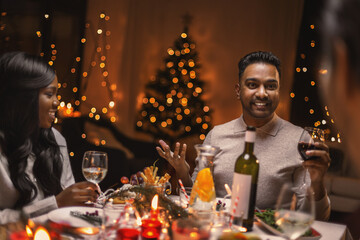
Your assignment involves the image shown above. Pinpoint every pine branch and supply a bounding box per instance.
[107,185,189,220]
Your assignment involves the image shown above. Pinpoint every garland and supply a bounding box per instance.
[106,185,189,220]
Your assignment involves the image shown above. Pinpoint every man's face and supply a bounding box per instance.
[38,76,59,128]
[235,63,280,127]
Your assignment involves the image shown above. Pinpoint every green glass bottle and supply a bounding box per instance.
[230,126,259,232]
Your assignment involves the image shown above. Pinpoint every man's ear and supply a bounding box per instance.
[235,82,241,100]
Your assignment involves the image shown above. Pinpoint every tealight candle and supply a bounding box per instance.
[9,230,28,240]
[141,194,161,240]
[141,218,162,231]
[141,228,160,240]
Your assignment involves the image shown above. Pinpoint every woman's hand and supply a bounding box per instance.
[56,181,99,207]
[156,140,192,185]
[156,140,189,172]
[302,141,331,200]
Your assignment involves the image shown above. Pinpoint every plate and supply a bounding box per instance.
[48,206,103,228]
[255,213,321,240]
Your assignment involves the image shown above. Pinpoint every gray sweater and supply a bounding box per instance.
[192,114,330,220]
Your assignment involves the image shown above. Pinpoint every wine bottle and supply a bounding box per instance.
[230,126,259,231]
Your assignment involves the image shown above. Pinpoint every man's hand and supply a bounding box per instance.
[303,141,331,200]
[56,181,99,207]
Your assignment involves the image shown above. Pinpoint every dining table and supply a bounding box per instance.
[30,200,353,240]
[251,220,352,240]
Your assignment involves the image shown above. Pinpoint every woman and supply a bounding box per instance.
[0,52,98,224]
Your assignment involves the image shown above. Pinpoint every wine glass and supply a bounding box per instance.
[275,183,315,240]
[297,127,325,189]
[82,151,108,194]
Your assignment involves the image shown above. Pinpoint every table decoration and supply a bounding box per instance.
[116,204,141,240]
[9,219,84,240]
[140,195,162,240]
[171,218,211,240]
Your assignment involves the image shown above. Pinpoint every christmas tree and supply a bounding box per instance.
[135,15,212,145]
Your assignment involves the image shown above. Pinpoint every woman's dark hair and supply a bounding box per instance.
[320,0,360,78]
[238,51,281,80]
[0,52,63,208]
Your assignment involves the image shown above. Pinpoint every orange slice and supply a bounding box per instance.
[190,168,215,203]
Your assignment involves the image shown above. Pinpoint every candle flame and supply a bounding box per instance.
[151,194,158,210]
[26,225,33,238]
[76,227,99,235]
[190,231,200,238]
[34,227,50,240]
[240,227,247,232]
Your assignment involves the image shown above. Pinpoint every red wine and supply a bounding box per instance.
[297,143,322,161]
[117,228,140,240]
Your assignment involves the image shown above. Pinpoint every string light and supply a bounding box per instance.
[290,19,341,144]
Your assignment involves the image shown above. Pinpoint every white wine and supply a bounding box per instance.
[82,167,108,184]
[275,209,314,239]
[230,126,259,231]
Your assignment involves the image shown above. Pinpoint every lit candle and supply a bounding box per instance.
[141,195,161,240]
[9,231,28,240]
[240,227,248,232]
[34,227,51,240]
[150,194,159,218]
[141,228,160,240]
[76,227,99,235]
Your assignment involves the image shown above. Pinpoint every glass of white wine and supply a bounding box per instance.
[82,151,108,194]
[274,183,315,240]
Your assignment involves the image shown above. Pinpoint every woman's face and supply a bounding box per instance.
[38,76,59,128]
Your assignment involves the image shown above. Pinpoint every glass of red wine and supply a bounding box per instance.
[297,127,325,189]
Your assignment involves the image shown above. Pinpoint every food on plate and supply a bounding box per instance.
[70,210,102,226]
[219,232,261,240]
[254,209,315,237]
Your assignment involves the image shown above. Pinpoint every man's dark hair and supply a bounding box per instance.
[238,51,281,80]
[320,0,360,78]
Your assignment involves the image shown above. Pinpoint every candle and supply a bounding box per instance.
[34,227,51,240]
[9,231,28,240]
[141,228,160,240]
[150,194,159,217]
[117,228,140,240]
[76,227,100,235]
[141,194,162,240]
[142,219,162,231]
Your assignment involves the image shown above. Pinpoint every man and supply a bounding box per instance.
[319,0,360,235]
[157,51,331,220]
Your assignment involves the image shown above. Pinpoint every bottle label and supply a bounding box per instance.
[231,173,252,218]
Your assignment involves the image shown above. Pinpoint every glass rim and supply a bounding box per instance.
[84,150,108,155]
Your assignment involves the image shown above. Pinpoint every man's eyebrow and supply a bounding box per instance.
[266,79,279,83]
[244,78,260,82]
